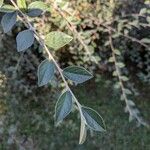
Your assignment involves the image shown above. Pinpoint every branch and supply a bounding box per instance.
[52,3,98,64]
[109,30,149,127]
[10,0,84,117]
[82,16,149,49]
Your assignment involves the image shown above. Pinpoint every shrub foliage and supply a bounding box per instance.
[0,0,149,147]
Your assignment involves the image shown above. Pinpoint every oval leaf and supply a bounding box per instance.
[17,0,27,9]
[1,12,17,33]
[0,0,4,7]
[0,5,16,13]
[27,9,43,17]
[81,106,105,132]
[16,29,35,52]
[38,59,55,87]
[28,1,49,11]
[63,66,93,84]
[27,1,49,17]
[55,91,73,124]
[45,31,73,50]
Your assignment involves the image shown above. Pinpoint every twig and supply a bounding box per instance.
[94,17,149,48]
[52,3,98,64]
[81,16,149,49]
[10,0,84,117]
[107,25,149,48]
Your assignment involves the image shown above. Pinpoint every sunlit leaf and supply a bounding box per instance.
[28,1,49,11]
[0,4,16,13]
[116,62,125,68]
[45,31,73,50]
[0,0,4,7]
[17,0,26,9]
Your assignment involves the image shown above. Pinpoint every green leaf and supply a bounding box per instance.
[28,1,49,11]
[27,1,50,17]
[114,49,121,55]
[45,31,73,50]
[147,17,150,23]
[124,88,132,95]
[0,0,4,7]
[140,8,147,15]
[38,59,55,87]
[108,57,114,62]
[27,9,43,17]
[81,106,105,132]
[17,0,27,9]
[116,62,125,68]
[0,5,16,13]
[55,91,73,124]
[141,38,150,44]
[120,76,129,81]
[127,100,135,107]
[63,66,93,84]
[1,12,17,33]
[112,71,117,77]
[79,120,87,144]
[16,29,35,52]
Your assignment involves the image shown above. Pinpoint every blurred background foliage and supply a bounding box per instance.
[0,0,150,149]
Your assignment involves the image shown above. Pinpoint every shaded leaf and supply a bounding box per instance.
[1,12,17,33]
[38,59,55,87]
[27,1,50,17]
[45,31,73,50]
[55,91,73,124]
[27,9,43,17]
[82,106,105,132]
[124,88,132,95]
[16,29,34,52]
[63,66,93,84]
[127,100,135,107]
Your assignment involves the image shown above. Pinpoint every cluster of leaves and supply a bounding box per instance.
[50,0,150,126]
[0,0,150,146]
[0,0,106,144]
[127,8,150,83]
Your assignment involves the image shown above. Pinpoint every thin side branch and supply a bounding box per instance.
[81,16,149,49]
[109,30,148,127]
[52,3,98,64]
